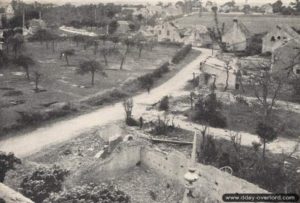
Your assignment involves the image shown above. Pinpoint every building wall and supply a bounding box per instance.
[272,41,300,76]
[222,22,247,51]
[154,22,183,43]
[141,147,189,184]
[201,64,237,90]
[262,29,294,53]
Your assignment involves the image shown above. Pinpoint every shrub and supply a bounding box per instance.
[138,74,154,91]
[191,93,227,128]
[126,117,139,126]
[152,62,170,78]
[171,44,192,64]
[20,166,69,203]
[0,152,21,182]
[3,90,23,97]
[159,96,169,111]
[44,183,130,203]
[150,115,175,136]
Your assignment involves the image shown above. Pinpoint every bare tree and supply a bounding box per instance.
[123,98,134,120]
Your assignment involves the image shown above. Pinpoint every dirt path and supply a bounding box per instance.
[0,48,211,158]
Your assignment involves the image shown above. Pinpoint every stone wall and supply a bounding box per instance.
[0,183,33,203]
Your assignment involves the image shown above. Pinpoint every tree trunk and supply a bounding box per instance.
[91,71,95,86]
[52,40,55,53]
[262,138,266,160]
[65,55,69,66]
[139,47,143,58]
[24,66,30,81]
[103,53,108,66]
[120,56,126,70]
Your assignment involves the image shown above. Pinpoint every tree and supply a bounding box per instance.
[123,97,133,120]
[256,122,277,159]
[192,92,227,128]
[78,60,107,86]
[273,0,283,13]
[108,20,119,35]
[44,183,130,203]
[15,55,35,80]
[209,6,226,51]
[119,37,134,70]
[100,46,115,66]
[0,152,21,183]
[291,0,300,13]
[60,49,75,66]
[10,33,24,59]
[138,74,154,93]
[20,166,69,203]
[72,35,86,47]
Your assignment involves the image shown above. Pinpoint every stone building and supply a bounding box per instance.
[222,19,252,52]
[262,24,300,53]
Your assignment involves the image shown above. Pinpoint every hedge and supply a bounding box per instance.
[171,44,192,64]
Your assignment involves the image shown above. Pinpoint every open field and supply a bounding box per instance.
[0,40,187,134]
[175,13,300,34]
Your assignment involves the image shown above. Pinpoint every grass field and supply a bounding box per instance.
[0,40,180,133]
[175,13,300,34]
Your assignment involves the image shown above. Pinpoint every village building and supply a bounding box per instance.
[28,19,46,35]
[271,39,300,76]
[199,57,239,90]
[222,19,252,52]
[204,1,216,12]
[262,24,300,53]
[152,21,185,43]
[115,21,131,34]
[182,25,211,47]
[261,3,273,14]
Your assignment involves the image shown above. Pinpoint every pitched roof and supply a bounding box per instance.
[236,20,252,38]
[276,24,300,40]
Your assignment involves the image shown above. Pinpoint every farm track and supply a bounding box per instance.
[0,48,211,158]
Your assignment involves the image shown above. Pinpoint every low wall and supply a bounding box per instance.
[141,147,189,184]
[83,144,142,182]
[0,183,33,203]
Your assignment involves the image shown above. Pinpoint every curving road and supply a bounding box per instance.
[0,48,211,158]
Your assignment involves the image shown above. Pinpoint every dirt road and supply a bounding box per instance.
[0,48,211,158]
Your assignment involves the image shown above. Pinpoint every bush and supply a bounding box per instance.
[159,96,169,111]
[138,74,154,91]
[20,166,69,203]
[151,62,170,78]
[126,117,139,126]
[0,152,21,182]
[150,115,175,136]
[44,183,130,203]
[171,44,192,64]
[191,93,227,128]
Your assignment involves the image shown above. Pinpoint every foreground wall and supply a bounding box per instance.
[0,183,33,203]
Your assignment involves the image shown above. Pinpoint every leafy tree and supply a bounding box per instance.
[20,166,69,203]
[108,20,119,35]
[272,0,283,13]
[44,183,130,203]
[100,46,115,66]
[78,60,107,86]
[291,0,300,13]
[15,55,35,80]
[60,49,75,66]
[192,92,227,128]
[159,96,169,111]
[138,74,154,93]
[256,122,277,160]
[209,6,227,51]
[0,152,21,183]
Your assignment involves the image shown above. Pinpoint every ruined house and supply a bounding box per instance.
[262,24,300,53]
[152,21,185,43]
[182,25,212,47]
[272,39,300,76]
[200,57,239,90]
[222,19,252,52]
